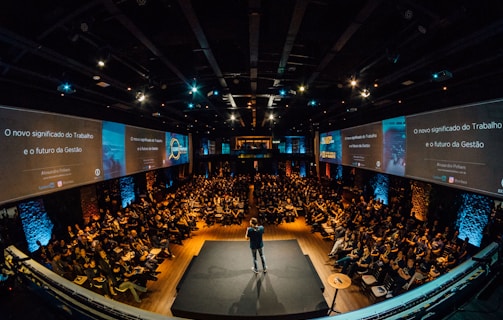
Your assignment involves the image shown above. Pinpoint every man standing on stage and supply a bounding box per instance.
[245,217,267,273]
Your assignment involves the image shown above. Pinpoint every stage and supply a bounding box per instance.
[171,239,329,320]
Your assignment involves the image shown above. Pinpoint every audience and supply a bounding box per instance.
[29,172,484,304]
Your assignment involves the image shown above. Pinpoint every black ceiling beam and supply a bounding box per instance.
[307,0,383,85]
[2,0,102,76]
[177,0,240,128]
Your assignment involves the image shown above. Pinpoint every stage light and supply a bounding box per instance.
[207,89,219,97]
[432,70,453,82]
[298,85,305,93]
[136,91,146,102]
[361,89,370,98]
[97,60,105,68]
[308,99,317,107]
[187,103,194,109]
[350,79,357,87]
[269,114,274,120]
[279,89,286,96]
[57,82,76,94]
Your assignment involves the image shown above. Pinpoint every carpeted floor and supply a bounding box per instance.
[171,239,329,320]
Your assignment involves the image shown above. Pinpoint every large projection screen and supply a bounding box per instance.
[319,130,342,164]
[406,100,503,198]
[125,125,167,175]
[0,107,190,205]
[0,106,103,204]
[319,98,503,198]
[342,122,383,171]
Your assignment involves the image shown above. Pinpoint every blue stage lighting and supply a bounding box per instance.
[57,82,76,94]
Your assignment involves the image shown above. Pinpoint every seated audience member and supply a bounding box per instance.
[284,198,298,223]
[328,227,348,257]
[112,262,148,303]
[150,234,175,258]
[84,259,116,297]
[389,250,407,277]
[50,252,72,280]
[355,246,372,275]
[132,243,159,272]
[335,242,362,274]
[396,257,416,291]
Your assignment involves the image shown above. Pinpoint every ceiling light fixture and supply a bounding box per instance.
[57,82,76,95]
[136,92,146,102]
[432,70,453,82]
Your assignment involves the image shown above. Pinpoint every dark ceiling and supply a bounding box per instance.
[1,0,502,137]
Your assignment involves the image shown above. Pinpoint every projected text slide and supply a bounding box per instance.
[342,122,383,171]
[125,125,166,175]
[0,106,103,204]
[406,101,503,197]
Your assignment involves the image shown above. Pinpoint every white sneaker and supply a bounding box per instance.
[252,267,259,274]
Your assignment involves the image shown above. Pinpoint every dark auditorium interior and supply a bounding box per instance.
[1,1,503,320]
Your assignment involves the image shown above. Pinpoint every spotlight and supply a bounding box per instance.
[308,99,318,107]
[97,60,105,68]
[80,22,89,32]
[206,89,219,97]
[432,70,453,82]
[361,89,370,98]
[403,9,413,20]
[136,92,146,102]
[279,89,286,96]
[57,82,76,94]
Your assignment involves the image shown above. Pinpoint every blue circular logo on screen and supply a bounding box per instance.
[169,138,181,160]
